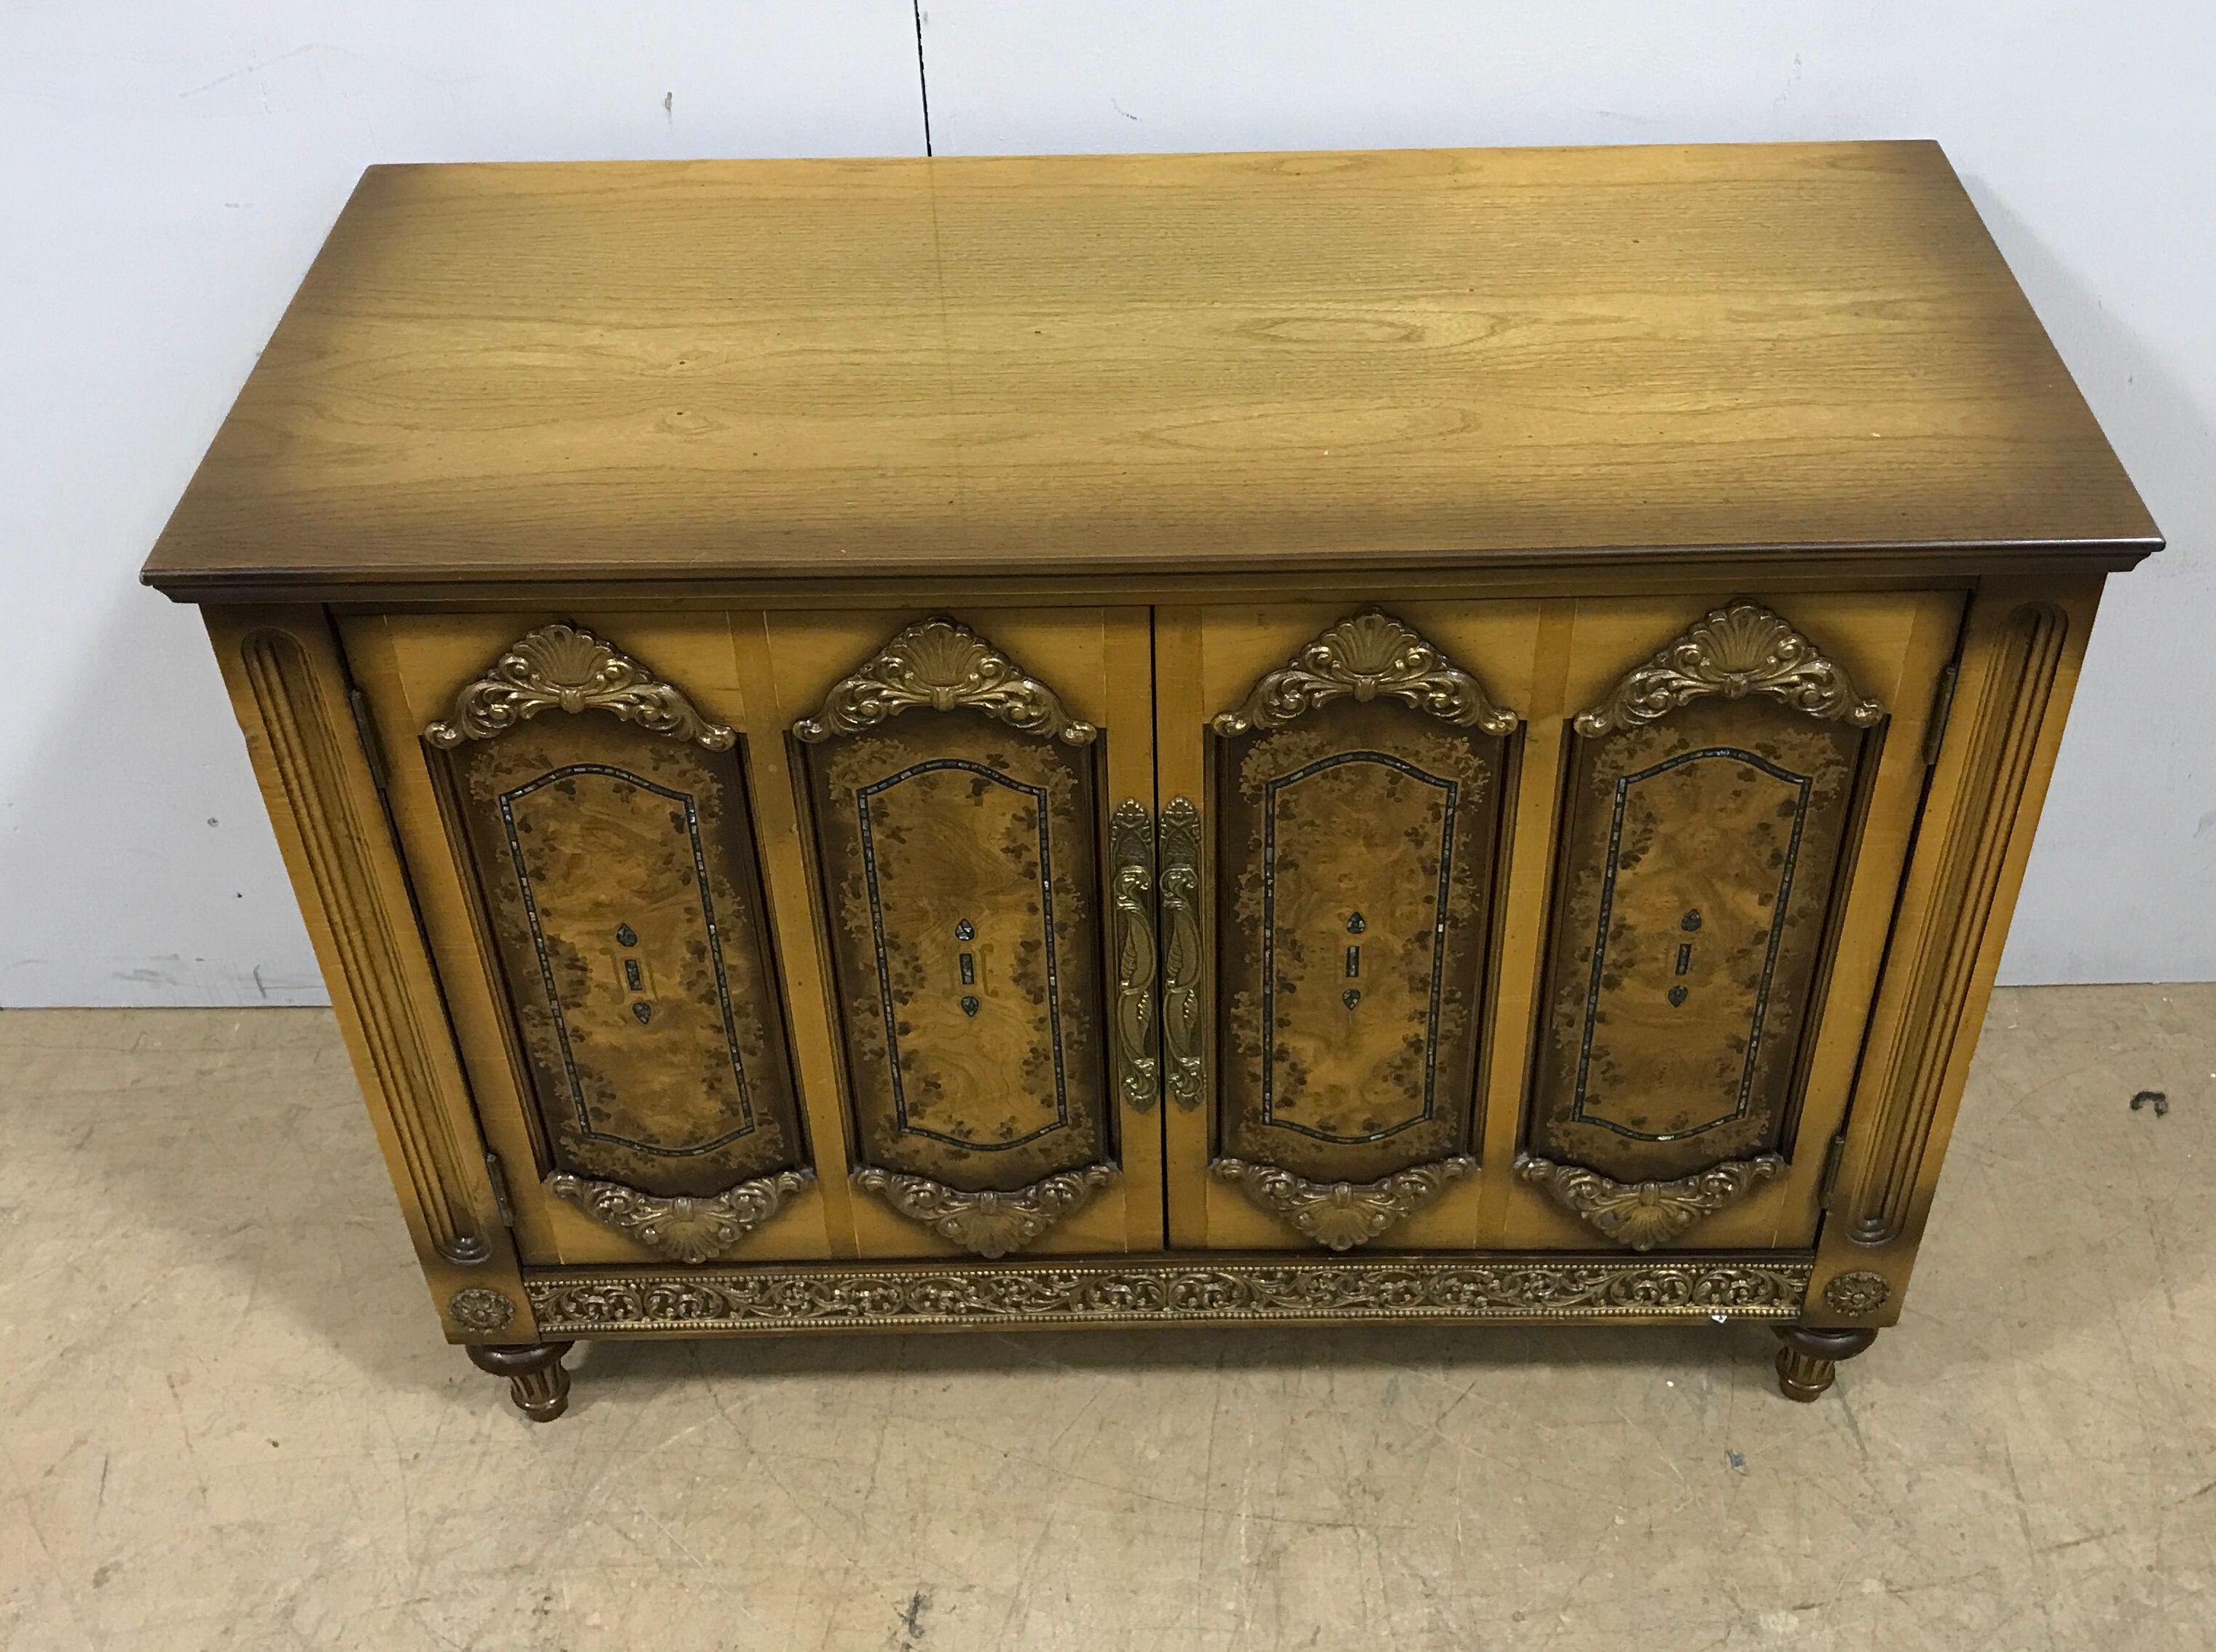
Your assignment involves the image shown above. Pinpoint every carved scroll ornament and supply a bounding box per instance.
[793,616,1097,745]
[546,1169,814,1264]
[1213,610,1517,737]
[1214,1157,1475,1251]
[1519,1154,1783,1251]
[425,622,735,750]
[1574,601,1885,738]
[853,1165,1116,1259]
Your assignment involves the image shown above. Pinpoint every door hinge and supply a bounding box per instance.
[1921,661,1960,766]
[483,1151,516,1227]
[1818,1132,1850,1209]
[347,686,392,798]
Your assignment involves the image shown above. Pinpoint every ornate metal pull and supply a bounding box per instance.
[1157,796,1204,1110]
[1108,801,1160,1112]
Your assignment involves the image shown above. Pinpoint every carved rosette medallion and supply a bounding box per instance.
[1212,610,1517,736]
[853,1165,1117,1259]
[546,1169,814,1264]
[793,616,1097,745]
[447,1287,517,1333]
[1574,601,1885,739]
[425,622,735,750]
[1519,1154,1783,1251]
[526,1255,1812,1334]
[1214,1156,1475,1250]
[1820,1270,1893,1317]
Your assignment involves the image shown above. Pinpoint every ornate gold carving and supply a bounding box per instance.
[1846,603,2067,1244]
[793,616,1097,745]
[1212,610,1517,736]
[1109,800,1160,1112]
[1518,1154,1784,1250]
[425,622,734,750]
[526,1254,1812,1334]
[546,1169,814,1264]
[240,629,490,1265]
[1156,796,1205,1110]
[852,1165,1116,1258]
[447,1288,516,1332]
[1574,601,1886,738]
[1821,1270,1892,1316]
[1214,1156,1474,1249]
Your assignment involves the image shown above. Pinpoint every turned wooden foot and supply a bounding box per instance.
[468,1341,574,1421]
[1773,1326,1877,1402]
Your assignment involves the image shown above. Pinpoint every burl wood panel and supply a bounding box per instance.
[1529,696,1873,1183]
[1214,701,1507,1182]
[800,713,1110,1192]
[440,712,805,1197]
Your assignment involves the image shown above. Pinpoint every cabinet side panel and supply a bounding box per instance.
[205,607,530,1342]
[1819,576,2103,1321]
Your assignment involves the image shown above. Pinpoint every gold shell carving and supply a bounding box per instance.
[1574,601,1885,738]
[793,616,1098,745]
[1518,1154,1783,1251]
[1214,1156,1475,1250]
[852,1165,1117,1258]
[1156,797,1206,1110]
[546,1169,814,1264]
[425,623,735,750]
[1212,610,1517,736]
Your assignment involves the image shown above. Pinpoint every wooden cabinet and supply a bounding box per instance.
[149,143,2157,1420]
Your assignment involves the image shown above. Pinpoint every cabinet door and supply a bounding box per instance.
[1155,604,1541,1250]
[1502,593,1965,1251]
[770,609,1162,1258]
[343,613,836,1266]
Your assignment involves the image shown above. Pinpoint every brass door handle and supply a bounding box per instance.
[1157,796,1204,1110]
[1109,800,1160,1112]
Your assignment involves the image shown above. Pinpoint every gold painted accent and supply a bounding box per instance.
[240,630,490,1265]
[1518,1153,1784,1250]
[545,1168,814,1264]
[525,1254,1812,1334]
[1213,1156,1475,1250]
[1109,800,1160,1112]
[1157,796,1205,1110]
[852,1164,1117,1258]
[1847,603,2067,1243]
[425,622,735,750]
[1212,610,1518,736]
[793,615,1098,745]
[1574,601,1886,737]
[1821,1270,1891,1316]
[447,1287,516,1332]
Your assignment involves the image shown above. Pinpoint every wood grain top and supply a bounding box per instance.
[143,142,2158,599]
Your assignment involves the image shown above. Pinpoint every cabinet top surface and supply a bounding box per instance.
[144,141,2156,599]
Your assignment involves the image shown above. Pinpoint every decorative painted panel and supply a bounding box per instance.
[1528,603,1882,1189]
[795,619,1112,1205]
[431,625,807,1206]
[1211,613,1515,1187]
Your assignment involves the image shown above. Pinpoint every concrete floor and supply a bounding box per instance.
[1,987,2211,1651]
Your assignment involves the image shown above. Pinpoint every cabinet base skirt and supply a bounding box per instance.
[522,1251,1812,1337]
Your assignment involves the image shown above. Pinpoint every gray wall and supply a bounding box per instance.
[4,1,2208,1004]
